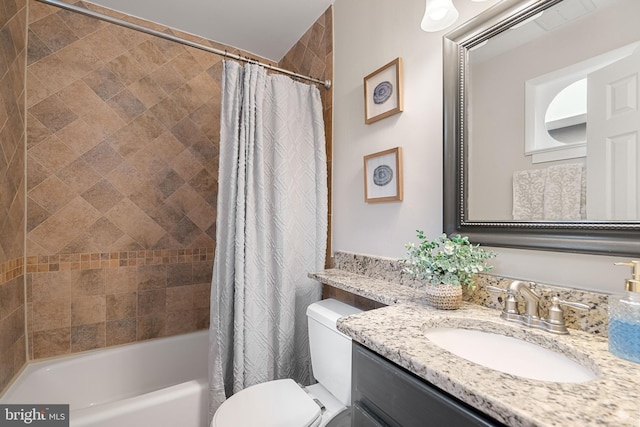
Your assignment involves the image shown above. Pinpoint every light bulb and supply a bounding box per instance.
[421,0,459,32]
[430,7,448,21]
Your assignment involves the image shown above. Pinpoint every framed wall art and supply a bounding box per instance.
[364,147,403,203]
[363,57,403,124]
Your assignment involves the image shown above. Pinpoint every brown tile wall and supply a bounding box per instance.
[26,248,213,358]
[24,0,230,360]
[0,0,28,392]
[279,7,333,267]
[22,1,334,361]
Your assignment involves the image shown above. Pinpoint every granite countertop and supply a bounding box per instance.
[310,269,640,427]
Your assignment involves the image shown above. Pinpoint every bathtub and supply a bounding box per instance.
[1,330,209,427]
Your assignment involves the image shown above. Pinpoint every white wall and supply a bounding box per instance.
[332,0,629,293]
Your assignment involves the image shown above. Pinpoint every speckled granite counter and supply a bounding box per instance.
[309,269,423,305]
[310,268,640,427]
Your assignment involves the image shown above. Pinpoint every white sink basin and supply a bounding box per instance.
[424,327,597,383]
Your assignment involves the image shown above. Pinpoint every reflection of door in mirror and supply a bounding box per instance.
[466,0,640,222]
[587,49,640,220]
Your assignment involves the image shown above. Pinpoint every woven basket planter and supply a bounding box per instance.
[425,283,462,310]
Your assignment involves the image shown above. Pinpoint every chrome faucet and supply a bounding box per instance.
[487,281,589,334]
[508,280,540,319]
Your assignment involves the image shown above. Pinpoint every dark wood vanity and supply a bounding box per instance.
[352,343,505,427]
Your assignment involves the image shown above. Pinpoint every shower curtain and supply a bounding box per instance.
[208,61,328,419]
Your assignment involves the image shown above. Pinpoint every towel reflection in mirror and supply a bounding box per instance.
[512,164,585,220]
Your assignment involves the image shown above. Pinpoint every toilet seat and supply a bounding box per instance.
[212,379,322,427]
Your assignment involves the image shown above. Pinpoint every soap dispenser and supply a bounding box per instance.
[609,261,640,363]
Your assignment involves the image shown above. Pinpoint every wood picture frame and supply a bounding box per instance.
[364,58,403,124]
[364,147,403,203]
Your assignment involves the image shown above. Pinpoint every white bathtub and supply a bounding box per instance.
[1,330,209,427]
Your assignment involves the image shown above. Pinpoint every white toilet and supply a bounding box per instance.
[211,298,363,427]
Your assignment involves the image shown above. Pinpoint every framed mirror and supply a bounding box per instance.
[443,0,640,256]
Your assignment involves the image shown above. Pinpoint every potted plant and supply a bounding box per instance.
[403,231,496,309]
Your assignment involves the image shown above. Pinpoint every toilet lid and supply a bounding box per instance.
[213,379,321,427]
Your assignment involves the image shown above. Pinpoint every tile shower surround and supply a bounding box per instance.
[0,0,28,395]
[25,0,226,363]
[0,0,332,392]
[26,248,214,359]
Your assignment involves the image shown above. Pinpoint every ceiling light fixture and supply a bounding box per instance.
[421,0,459,32]
[421,0,494,33]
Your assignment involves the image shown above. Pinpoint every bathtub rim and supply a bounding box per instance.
[0,329,209,399]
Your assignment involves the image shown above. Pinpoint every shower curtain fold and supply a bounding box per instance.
[208,61,328,421]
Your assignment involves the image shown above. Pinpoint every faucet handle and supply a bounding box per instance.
[486,286,519,315]
[546,296,589,326]
[486,285,505,293]
[528,282,541,296]
[557,298,590,311]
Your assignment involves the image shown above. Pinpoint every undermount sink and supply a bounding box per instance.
[424,327,597,383]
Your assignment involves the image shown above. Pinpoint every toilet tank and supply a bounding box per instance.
[306,299,363,406]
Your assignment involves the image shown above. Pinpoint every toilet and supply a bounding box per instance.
[212,298,363,427]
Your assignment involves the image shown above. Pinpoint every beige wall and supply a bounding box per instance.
[0,0,27,394]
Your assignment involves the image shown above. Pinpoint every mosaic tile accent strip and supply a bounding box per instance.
[25,247,213,272]
[0,258,25,285]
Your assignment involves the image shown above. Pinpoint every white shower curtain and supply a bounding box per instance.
[208,61,328,419]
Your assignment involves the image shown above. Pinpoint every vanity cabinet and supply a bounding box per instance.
[352,343,506,427]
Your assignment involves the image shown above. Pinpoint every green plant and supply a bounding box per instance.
[403,231,496,288]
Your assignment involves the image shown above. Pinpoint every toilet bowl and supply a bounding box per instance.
[211,299,362,427]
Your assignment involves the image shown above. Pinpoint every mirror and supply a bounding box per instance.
[544,78,586,144]
[443,0,640,256]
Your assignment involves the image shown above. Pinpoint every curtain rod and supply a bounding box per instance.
[36,0,332,89]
